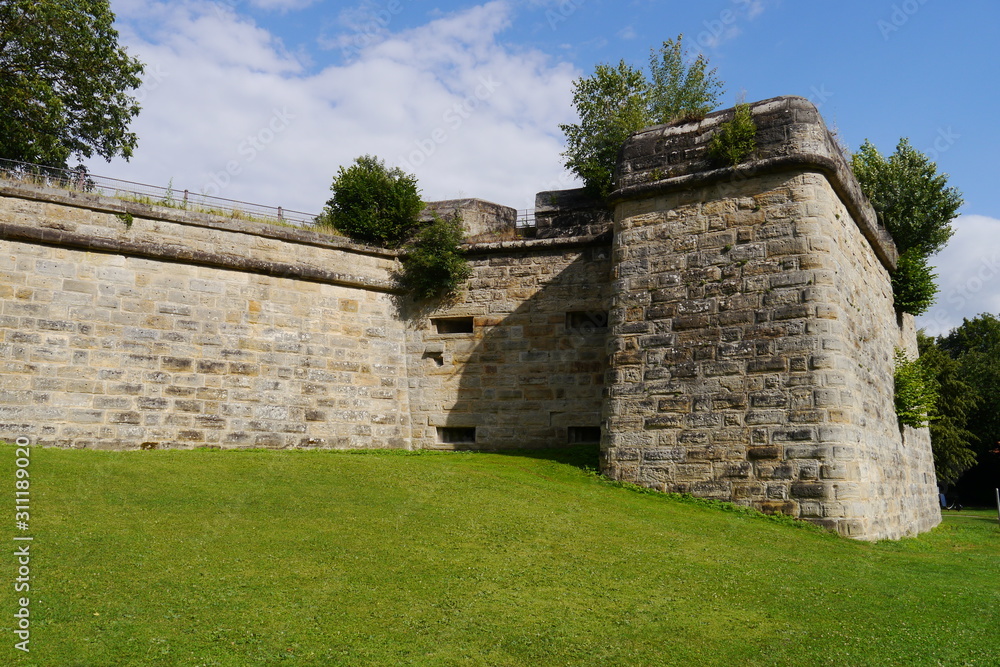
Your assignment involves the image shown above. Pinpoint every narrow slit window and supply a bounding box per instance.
[568,426,601,444]
[438,427,476,445]
[432,317,474,335]
[566,311,608,333]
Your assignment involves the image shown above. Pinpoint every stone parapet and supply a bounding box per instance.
[611,95,897,271]
[422,198,517,239]
[533,188,612,239]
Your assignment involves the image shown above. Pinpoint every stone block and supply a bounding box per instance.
[758,500,797,516]
[748,446,781,460]
[790,482,830,500]
[109,412,141,425]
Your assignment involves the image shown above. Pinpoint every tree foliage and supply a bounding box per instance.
[917,333,979,485]
[891,248,938,316]
[893,348,937,429]
[647,37,724,123]
[851,138,964,315]
[708,102,757,166]
[401,213,471,300]
[317,155,423,248]
[0,0,144,168]
[560,34,724,198]
[940,314,1000,455]
[933,314,1000,501]
[851,139,963,255]
[560,60,648,200]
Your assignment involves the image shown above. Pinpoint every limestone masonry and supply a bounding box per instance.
[0,96,940,540]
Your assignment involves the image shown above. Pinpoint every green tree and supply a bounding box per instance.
[560,60,649,199]
[401,213,471,300]
[893,348,937,429]
[0,0,144,168]
[851,139,963,315]
[938,314,1000,503]
[940,314,1000,453]
[560,34,724,198]
[891,249,938,316]
[852,139,963,255]
[648,36,724,123]
[917,332,979,485]
[317,155,423,248]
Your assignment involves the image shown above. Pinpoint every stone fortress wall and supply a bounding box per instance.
[0,185,413,450]
[0,96,940,539]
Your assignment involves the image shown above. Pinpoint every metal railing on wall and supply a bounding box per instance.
[0,158,319,228]
[516,209,536,229]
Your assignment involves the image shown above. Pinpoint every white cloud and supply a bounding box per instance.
[617,25,638,41]
[90,0,580,215]
[248,0,319,11]
[694,0,771,50]
[742,0,766,20]
[916,215,1000,335]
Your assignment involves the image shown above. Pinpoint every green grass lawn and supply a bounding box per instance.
[2,445,998,666]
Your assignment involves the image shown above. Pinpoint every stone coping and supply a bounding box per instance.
[0,180,399,259]
[462,230,612,255]
[0,219,402,293]
[610,95,898,271]
[0,180,402,293]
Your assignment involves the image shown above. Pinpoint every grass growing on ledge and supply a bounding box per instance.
[0,172,341,236]
[2,445,997,666]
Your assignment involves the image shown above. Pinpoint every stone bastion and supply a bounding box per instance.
[0,96,940,540]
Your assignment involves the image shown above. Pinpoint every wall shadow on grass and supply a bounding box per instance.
[490,444,601,471]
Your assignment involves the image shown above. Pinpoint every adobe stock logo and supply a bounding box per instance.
[546,0,588,30]
[201,108,295,197]
[398,76,502,172]
[133,64,169,103]
[877,0,932,40]
[923,127,959,162]
[340,0,412,60]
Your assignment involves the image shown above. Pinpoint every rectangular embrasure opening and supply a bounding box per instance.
[432,317,474,335]
[568,426,601,444]
[437,427,476,445]
[566,311,608,333]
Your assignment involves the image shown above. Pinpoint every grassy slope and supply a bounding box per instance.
[2,446,998,666]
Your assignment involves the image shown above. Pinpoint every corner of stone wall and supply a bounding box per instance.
[601,95,941,540]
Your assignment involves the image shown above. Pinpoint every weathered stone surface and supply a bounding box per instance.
[422,199,516,239]
[533,188,612,239]
[0,184,411,450]
[603,96,940,540]
[407,241,611,450]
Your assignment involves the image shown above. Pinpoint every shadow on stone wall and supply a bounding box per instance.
[405,242,612,453]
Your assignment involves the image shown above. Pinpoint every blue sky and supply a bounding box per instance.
[94,0,999,334]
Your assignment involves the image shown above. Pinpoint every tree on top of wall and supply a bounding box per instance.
[317,155,470,299]
[316,155,424,248]
[851,138,964,315]
[561,34,725,199]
